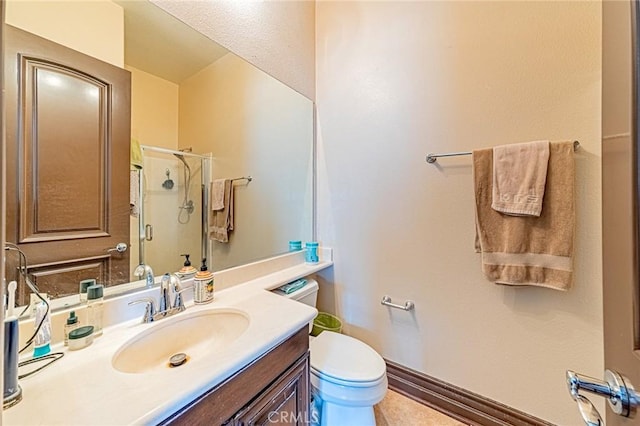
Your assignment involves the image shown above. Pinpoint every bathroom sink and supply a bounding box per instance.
[112,308,250,374]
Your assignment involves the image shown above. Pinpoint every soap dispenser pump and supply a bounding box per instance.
[178,254,197,277]
[193,258,214,304]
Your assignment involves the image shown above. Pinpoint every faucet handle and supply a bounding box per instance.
[173,287,190,312]
[128,298,157,323]
[169,274,182,291]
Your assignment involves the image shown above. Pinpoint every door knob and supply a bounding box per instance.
[567,369,640,424]
[107,242,128,254]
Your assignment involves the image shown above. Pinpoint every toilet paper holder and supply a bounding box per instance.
[381,295,415,311]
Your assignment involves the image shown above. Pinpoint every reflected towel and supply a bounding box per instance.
[473,141,575,291]
[492,140,549,217]
[130,170,140,217]
[130,138,143,170]
[209,179,234,243]
[211,179,225,211]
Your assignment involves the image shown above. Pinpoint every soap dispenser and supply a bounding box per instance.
[178,254,197,277]
[193,258,214,304]
[64,311,80,346]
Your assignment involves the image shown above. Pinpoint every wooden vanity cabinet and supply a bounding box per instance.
[232,354,309,425]
[161,327,310,425]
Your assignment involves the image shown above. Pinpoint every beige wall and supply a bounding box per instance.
[179,53,313,271]
[128,66,179,150]
[127,66,180,275]
[152,0,315,100]
[5,0,124,67]
[316,2,602,424]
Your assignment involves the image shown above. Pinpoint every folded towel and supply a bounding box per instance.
[130,170,140,217]
[209,179,234,243]
[211,179,226,211]
[492,140,549,217]
[130,138,143,170]
[473,141,575,291]
[277,279,308,294]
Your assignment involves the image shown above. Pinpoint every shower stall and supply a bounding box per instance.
[133,146,210,278]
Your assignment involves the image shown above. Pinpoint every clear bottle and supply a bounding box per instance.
[86,285,104,337]
[64,311,81,346]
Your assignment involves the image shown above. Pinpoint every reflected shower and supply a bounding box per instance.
[174,149,194,224]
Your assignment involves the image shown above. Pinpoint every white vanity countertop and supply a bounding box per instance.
[3,263,330,425]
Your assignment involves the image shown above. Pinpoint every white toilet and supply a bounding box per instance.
[277,279,388,426]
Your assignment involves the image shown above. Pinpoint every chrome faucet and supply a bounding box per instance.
[171,274,188,313]
[159,273,172,313]
[133,263,155,288]
[129,273,187,323]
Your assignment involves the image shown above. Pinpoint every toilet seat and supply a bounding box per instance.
[310,331,386,384]
[311,367,387,389]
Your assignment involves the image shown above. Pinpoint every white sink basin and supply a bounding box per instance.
[112,308,250,374]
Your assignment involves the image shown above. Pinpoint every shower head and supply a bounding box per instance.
[173,153,191,174]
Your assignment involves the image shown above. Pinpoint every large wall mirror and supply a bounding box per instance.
[3,0,313,307]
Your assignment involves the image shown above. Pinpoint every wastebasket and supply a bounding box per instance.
[311,312,342,336]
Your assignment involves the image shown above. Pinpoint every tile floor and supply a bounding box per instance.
[374,389,468,426]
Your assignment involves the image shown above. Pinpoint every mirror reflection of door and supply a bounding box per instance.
[4,25,131,305]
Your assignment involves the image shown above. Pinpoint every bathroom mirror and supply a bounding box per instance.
[3,0,313,306]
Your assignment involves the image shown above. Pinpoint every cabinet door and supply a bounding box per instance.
[234,353,310,425]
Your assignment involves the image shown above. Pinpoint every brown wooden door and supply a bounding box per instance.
[4,25,131,304]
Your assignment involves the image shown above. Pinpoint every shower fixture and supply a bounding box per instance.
[174,153,194,223]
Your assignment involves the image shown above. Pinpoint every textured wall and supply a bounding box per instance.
[152,0,315,101]
[316,2,603,424]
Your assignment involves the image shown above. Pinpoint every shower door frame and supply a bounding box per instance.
[139,145,211,270]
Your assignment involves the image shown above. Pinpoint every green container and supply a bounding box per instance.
[311,312,342,336]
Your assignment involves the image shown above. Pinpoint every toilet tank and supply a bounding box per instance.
[272,278,319,334]
[273,278,319,308]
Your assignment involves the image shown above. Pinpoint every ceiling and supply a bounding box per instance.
[115,0,229,84]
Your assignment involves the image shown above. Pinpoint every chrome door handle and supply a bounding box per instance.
[567,369,640,424]
[107,242,128,254]
[574,394,603,426]
[145,224,153,241]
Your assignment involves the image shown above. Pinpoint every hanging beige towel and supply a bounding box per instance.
[492,140,549,217]
[211,179,226,211]
[473,141,575,291]
[209,179,234,243]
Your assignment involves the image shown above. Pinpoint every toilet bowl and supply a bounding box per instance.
[273,279,388,426]
[310,330,388,426]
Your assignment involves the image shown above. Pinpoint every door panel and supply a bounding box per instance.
[600,0,640,425]
[21,258,108,303]
[21,57,110,241]
[4,24,131,305]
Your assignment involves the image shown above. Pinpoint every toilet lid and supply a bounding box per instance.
[310,331,386,383]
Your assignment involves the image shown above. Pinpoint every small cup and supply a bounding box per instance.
[68,325,95,351]
[305,242,319,263]
[289,240,302,251]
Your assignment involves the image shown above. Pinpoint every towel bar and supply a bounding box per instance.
[381,295,415,311]
[426,140,580,164]
[231,176,252,183]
